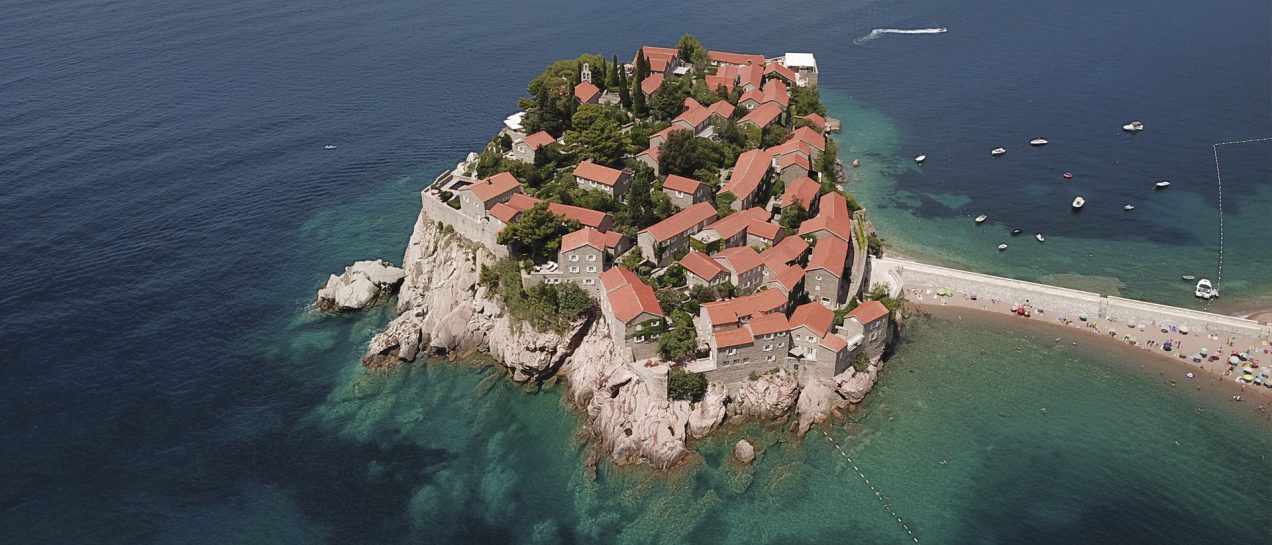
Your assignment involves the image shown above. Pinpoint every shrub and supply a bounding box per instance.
[479,259,595,333]
[667,368,708,402]
[852,353,870,372]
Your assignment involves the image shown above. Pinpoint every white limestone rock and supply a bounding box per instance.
[834,365,880,404]
[686,384,729,438]
[733,439,756,464]
[795,378,845,437]
[316,259,405,311]
[733,369,800,421]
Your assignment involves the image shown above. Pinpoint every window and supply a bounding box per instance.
[743,357,750,363]
[587,254,596,261]
[778,342,785,347]
[821,297,829,303]
[635,335,644,342]
[587,266,596,273]
[764,345,772,351]
[570,255,580,262]
[807,335,815,342]
[583,278,595,285]
[814,285,820,291]
[726,348,737,355]
[766,355,776,362]
[569,266,579,273]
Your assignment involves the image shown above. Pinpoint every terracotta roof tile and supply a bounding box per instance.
[560,227,608,252]
[721,149,772,201]
[764,62,797,83]
[708,100,735,119]
[846,300,890,325]
[640,74,664,96]
[714,327,755,349]
[781,176,820,210]
[713,246,764,275]
[769,264,804,292]
[574,81,600,103]
[790,302,833,337]
[739,88,763,106]
[806,236,849,277]
[602,230,626,250]
[662,174,703,195]
[640,202,717,242]
[521,131,556,150]
[747,312,790,336]
[601,266,664,323]
[708,51,765,66]
[706,211,754,239]
[739,102,782,128]
[506,193,542,212]
[747,220,781,242]
[761,79,790,108]
[489,203,519,223]
[799,113,827,131]
[819,333,849,352]
[680,251,728,282]
[790,126,826,151]
[760,236,809,269]
[738,64,763,89]
[573,161,625,186]
[465,172,521,202]
[798,193,853,242]
[548,203,610,231]
[701,289,788,327]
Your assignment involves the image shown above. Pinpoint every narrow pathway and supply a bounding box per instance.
[820,428,920,543]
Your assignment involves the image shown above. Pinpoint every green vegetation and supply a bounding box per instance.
[650,79,690,122]
[496,202,580,262]
[566,104,626,167]
[789,85,826,117]
[852,353,870,372]
[779,202,809,235]
[613,165,660,235]
[676,34,708,69]
[659,129,720,179]
[479,259,595,333]
[713,191,736,215]
[867,232,884,257]
[658,310,699,362]
[667,367,708,402]
[817,137,839,190]
[865,283,905,313]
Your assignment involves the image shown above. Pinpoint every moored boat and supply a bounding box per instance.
[1195,278,1218,299]
[1123,120,1144,132]
[1035,233,1045,242]
[998,243,1008,251]
[991,147,1006,156]
[1071,196,1085,209]
[1123,204,1135,211]
[1030,138,1048,146]
[324,144,337,150]
[1011,228,1023,235]
[1155,180,1171,189]
[975,213,988,224]
[914,154,926,164]
[1062,172,1073,179]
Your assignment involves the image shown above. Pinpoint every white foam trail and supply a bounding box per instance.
[855,27,948,44]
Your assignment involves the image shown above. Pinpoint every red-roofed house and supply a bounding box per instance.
[679,251,729,288]
[574,81,600,104]
[764,62,797,85]
[548,203,614,232]
[600,266,665,358]
[637,202,717,266]
[705,65,739,94]
[635,147,660,175]
[672,103,713,135]
[739,102,783,129]
[634,46,680,77]
[649,125,685,150]
[738,64,763,92]
[760,236,809,271]
[774,152,812,183]
[804,236,850,308]
[661,174,710,210]
[700,289,790,331]
[738,87,764,110]
[573,160,633,199]
[708,51,765,68]
[459,172,522,220]
[721,149,773,210]
[766,264,804,295]
[640,74,664,96]
[798,113,827,132]
[712,246,765,293]
[508,131,557,163]
[553,227,611,295]
[787,301,852,375]
[707,100,736,121]
[845,300,891,362]
[789,126,826,154]
[798,192,853,243]
[780,176,820,214]
[746,220,784,249]
[761,79,790,110]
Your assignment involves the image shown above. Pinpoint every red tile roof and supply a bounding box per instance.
[798,113,827,131]
[601,266,664,323]
[738,88,763,106]
[798,192,853,242]
[714,327,755,349]
[819,333,849,352]
[739,103,783,128]
[574,81,600,103]
[760,236,809,269]
[769,264,804,292]
[781,176,820,210]
[489,203,519,223]
[662,174,703,195]
[738,64,763,89]
[722,148,772,201]
[637,146,660,162]
[768,138,815,159]
[706,211,754,239]
[679,251,728,282]
[684,97,702,110]
[713,246,764,275]
[705,65,739,93]
[574,161,626,186]
[747,312,790,336]
[673,104,712,130]
[506,193,541,211]
[649,125,680,147]
[708,100,735,119]
[765,62,797,83]
[465,172,521,203]
[777,153,812,174]
[640,202,717,242]
[806,235,849,277]
[521,131,556,150]
[560,227,607,252]
[548,203,611,231]
[708,51,765,66]
[761,79,790,109]
[702,289,788,326]
[641,75,664,96]
[790,126,826,151]
[602,230,626,250]
[636,46,678,68]
[790,302,833,337]
[747,220,782,242]
[846,300,890,325]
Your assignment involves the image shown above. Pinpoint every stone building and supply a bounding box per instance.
[458,172,521,220]
[572,160,632,199]
[637,202,717,266]
[661,174,710,210]
[712,246,765,294]
[599,266,665,360]
[804,236,850,309]
[679,251,729,288]
[507,131,556,164]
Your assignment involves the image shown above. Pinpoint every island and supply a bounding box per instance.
[353,36,905,469]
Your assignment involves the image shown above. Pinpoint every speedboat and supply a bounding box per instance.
[1011,228,1023,236]
[324,144,338,150]
[1123,204,1135,211]
[991,147,1006,157]
[975,213,988,224]
[1123,121,1144,132]
[998,243,1008,251]
[1072,196,1085,209]
[1030,138,1048,146]
[1035,233,1046,242]
[1195,278,1218,300]
[914,154,926,164]
[1155,180,1171,189]
[1062,172,1073,179]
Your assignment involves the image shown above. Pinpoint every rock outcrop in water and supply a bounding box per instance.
[316,259,405,311]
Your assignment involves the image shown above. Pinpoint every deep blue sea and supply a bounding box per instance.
[2,0,1269,544]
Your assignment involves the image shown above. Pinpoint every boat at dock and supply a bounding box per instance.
[1030,138,1048,146]
[1195,278,1219,299]
[1155,180,1171,189]
[1035,233,1046,242]
[914,154,926,164]
[1123,120,1144,132]
[1072,196,1085,209]
[975,213,988,224]
[991,147,1006,156]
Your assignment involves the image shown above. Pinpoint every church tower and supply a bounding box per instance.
[580,63,592,83]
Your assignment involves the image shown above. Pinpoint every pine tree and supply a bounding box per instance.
[635,50,648,82]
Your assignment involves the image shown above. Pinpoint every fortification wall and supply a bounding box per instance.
[419,190,509,259]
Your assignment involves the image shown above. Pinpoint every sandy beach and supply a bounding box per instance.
[905,283,1272,406]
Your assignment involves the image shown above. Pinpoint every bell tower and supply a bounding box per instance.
[581,63,592,83]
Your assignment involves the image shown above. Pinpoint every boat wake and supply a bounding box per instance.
[855,27,947,44]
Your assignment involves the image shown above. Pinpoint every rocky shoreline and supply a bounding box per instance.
[336,207,886,469]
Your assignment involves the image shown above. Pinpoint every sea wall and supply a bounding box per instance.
[418,186,509,260]
[870,257,1272,340]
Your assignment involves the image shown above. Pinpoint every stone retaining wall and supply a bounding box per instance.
[419,189,509,259]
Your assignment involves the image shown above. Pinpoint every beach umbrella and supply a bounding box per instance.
[1079,313,1088,321]
[1229,355,1241,365]
[1240,373,1254,382]
[1200,347,1208,356]
[1179,325,1190,334]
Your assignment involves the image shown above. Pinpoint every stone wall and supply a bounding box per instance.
[419,189,509,259]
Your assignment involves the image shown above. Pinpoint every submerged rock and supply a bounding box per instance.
[733,439,756,464]
[316,259,405,311]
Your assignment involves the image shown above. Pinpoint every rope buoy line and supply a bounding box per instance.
[822,429,920,543]
[1207,136,1272,311]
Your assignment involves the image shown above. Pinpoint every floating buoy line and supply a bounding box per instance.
[821,428,920,543]
[1208,136,1272,310]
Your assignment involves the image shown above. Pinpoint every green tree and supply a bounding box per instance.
[676,33,709,69]
[632,77,649,117]
[868,232,884,257]
[607,55,621,88]
[760,125,791,148]
[615,164,657,233]
[659,129,720,177]
[818,137,839,189]
[498,133,513,152]
[789,85,826,117]
[618,68,632,111]
[667,368,708,401]
[852,353,870,372]
[635,50,648,82]
[649,79,690,122]
[566,104,625,166]
[659,310,700,363]
[779,202,809,235]
[496,202,580,262]
[714,191,737,215]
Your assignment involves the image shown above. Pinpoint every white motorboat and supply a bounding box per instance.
[991,147,1006,156]
[914,154,926,164]
[1035,233,1046,242]
[1030,138,1048,146]
[1071,196,1085,209]
[1195,278,1218,300]
[1155,180,1171,189]
[975,213,988,224]
[997,243,1008,251]
[324,144,338,150]
[1123,204,1135,211]
[1123,121,1144,132]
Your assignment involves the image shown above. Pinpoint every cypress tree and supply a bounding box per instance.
[607,55,621,88]
[618,69,632,110]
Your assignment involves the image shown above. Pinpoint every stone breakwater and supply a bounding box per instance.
[356,201,882,468]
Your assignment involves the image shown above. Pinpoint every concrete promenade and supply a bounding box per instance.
[868,257,1272,342]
